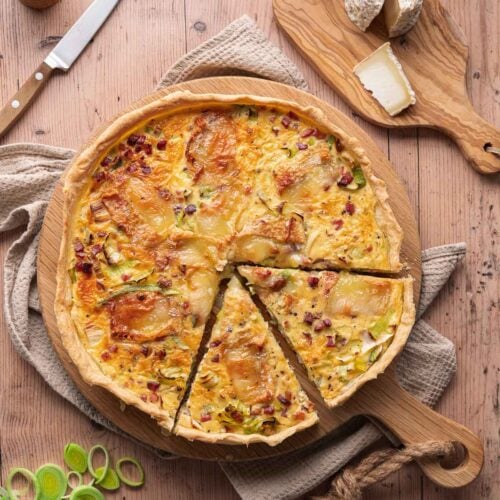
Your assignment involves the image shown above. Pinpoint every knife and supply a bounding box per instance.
[0,0,120,139]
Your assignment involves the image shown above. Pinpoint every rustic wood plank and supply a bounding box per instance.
[0,0,498,498]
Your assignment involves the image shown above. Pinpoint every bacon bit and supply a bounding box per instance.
[157,139,167,150]
[147,381,160,391]
[211,354,220,363]
[74,240,84,253]
[93,171,106,182]
[314,129,327,139]
[297,142,308,150]
[90,244,102,256]
[149,393,159,403]
[335,138,344,152]
[281,407,289,417]
[287,111,299,120]
[271,126,280,136]
[97,231,107,238]
[143,143,153,155]
[313,321,325,332]
[75,261,93,274]
[123,148,134,159]
[101,351,111,361]
[332,219,344,230]
[140,394,148,402]
[184,204,197,215]
[118,143,126,151]
[157,278,172,289]
[100,156,113,167]
[277,393,292,406]
[156,349,166,360]
[141,345,149,356]
[323,318,332,328]
[158,187,171,199]
[136,135,146,145]
[345,201,355,215]
[337,171,354,186]
[210,340,222,348]
[302,332,312,345]
[251,407,262,416]
[300,128,315,138]
[121,274,131,282]
[127,134,140,146]
[366,245,373,253]
[126,163,138,174]
[303,311,315,325]
[307,276,320,288]
[263,405,275,415]
[326,335,335,347]
[173,204,183,214]
[281,115,291,128]
[269,276,287,291]
[293,411,306,421]
[200,413,212,422]
[134,146,142,153]
[108,344,118,353]
[141,165,152,175]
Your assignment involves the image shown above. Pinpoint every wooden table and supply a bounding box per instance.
[0,1,498,498]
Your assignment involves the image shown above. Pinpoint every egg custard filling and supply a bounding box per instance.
[56,93,414,444]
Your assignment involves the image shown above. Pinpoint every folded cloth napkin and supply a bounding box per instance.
[0,15,464,500]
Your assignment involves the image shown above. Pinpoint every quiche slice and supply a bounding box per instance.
[239,266,415,407]
[175,276,318,445]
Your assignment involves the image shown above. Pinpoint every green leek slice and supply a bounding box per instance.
[64,444,88,474]
[87,446,109,485]
[35,464,67,500]
[6,467,39,498]
[68,485,104,500]
[115,457,145,487]
[98,284,179,305]
[94,467,120,491]
[66,471,83,491]
[352,166,366,187]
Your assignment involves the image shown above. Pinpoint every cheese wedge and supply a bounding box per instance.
[354,42,416,116]
[344,0,385,31]
[384,0,423,38]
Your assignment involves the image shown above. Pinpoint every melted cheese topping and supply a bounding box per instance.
[239,266,406,404]
[177,278,315,437]
[68,103,400,425]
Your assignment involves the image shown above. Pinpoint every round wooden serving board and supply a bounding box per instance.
[38,77,483,488]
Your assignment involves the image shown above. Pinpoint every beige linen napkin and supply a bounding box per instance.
[1,16,463,499]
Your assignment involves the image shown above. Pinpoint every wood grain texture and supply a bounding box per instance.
[37,76,422,458]
[0,0,498,498]
[273,0,500,174]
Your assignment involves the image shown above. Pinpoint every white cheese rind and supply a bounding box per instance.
[344,0,385,32]
[353,42,416,116]
[383,0,423,38]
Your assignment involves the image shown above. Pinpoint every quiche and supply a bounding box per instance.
[239,266,414,406]
[176,277,318,445]
[55,91,412,444]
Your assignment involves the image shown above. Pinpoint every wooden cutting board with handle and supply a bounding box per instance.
[37,77,483,489]
[273,0,500,174]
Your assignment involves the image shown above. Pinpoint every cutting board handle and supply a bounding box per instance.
[341,370,484,488]
[434,100,500,175]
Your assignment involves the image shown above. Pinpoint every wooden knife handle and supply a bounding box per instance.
[338,370,484,488]
[0,61,54,139]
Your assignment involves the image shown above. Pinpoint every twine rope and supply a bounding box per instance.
[314,440,456,499]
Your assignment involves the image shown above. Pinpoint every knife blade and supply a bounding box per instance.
[0,0,121,138]
[45,0,121,71]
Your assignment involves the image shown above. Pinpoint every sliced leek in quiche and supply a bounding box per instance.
[239,266,415,407]
[175,277,318,445]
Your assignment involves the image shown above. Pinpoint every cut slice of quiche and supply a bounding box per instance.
[239,266,415,407]
[175,276,318,445]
